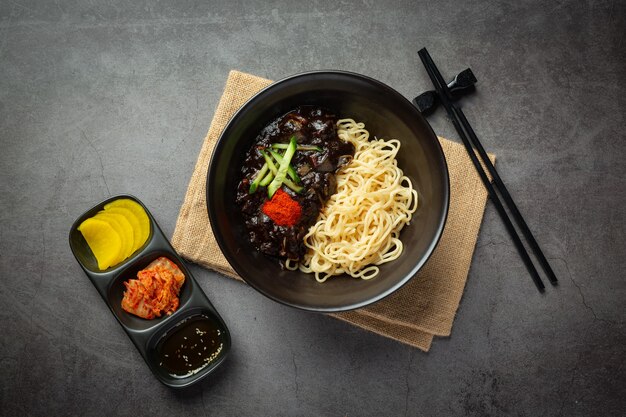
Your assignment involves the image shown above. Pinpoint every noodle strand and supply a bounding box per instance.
[297,119,418,282]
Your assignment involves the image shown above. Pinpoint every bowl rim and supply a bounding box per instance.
[207,69,450,312]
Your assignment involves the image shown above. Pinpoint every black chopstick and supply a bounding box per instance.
[418,48,558,291]
[454,109,558,285]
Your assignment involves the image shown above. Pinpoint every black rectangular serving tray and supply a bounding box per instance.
[69,194,230,389]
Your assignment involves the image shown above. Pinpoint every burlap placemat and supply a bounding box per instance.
[172,70,494,352]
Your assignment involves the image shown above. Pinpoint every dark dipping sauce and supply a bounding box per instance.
[156,315,225,377]
[236,106,354,261]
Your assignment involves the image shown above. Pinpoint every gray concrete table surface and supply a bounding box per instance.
[1,1,624,416]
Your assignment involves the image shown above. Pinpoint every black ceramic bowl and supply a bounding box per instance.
[207,71,449,312]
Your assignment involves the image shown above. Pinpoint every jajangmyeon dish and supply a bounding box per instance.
[236,107,418,282]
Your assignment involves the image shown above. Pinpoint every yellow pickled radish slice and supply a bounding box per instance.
[103,206,142,251]
[104,199,150,249]
[94,212,134,259]
[78,218,123,270]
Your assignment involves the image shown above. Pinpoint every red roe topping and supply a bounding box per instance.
[262,188,302,227]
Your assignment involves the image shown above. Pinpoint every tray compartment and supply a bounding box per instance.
[107,249,195,332]
[68,195,153,274]
[144,307,231,389]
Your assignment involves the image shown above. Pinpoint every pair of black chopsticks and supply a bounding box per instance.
[417,47,558,292]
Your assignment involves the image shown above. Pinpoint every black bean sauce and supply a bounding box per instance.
[236,106,354,261]
[157,315,225,377]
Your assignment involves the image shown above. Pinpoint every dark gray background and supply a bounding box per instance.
[1,1,624,416]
